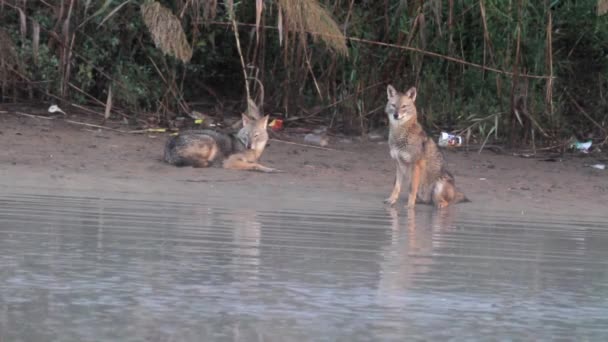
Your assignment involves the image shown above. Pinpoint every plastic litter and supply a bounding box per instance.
[571,140,592,153]
[438,132,463,147]
[269,119,283,131]
[304,133,329,147]
[590,164,606,170]
[188,110,206,120]
[48,105,66,116]
[313,127,328,134]
[367,128,386,142]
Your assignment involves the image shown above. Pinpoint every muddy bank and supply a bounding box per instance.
[1,111,606,215]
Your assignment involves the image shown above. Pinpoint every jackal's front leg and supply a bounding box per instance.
[223,156,282,173]
[384,161,405,205]
[251,162,283,173]
[407,161,423,208]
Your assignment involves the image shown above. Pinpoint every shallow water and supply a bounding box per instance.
[0,190,607,341]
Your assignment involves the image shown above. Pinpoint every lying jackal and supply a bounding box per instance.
[164,99,279,173]
[384,85,468,208]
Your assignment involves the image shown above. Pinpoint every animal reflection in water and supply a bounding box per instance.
[212,208,262,284]
[378,207,458,296]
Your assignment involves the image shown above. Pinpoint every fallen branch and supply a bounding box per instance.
[11,110,126,133]
[564,90,607,136]
[65,119,127,133]
[14,112,54,120]
[270,138,353,153]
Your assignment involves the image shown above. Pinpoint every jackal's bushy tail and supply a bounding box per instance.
[163,136,181,165]
[440,169,470,204]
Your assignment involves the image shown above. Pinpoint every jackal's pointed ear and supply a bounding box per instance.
[242,113,252,126]
[387,85,397,100]
[405,87,417,102]
[261,115,270,128]
[247,98,261,119]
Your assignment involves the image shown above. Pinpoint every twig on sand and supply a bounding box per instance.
[179,178,246,183]
[128,128,170,134]
[11,110,127,133]
[465,144,505,154]
[65,119,126,133]
[270,138,353,153]
[14,111,54,120]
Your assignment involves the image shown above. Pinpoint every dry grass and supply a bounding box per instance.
[598,0,608,15]
[203,0,218,22]
[141,1,193,63]
[277,0,347,56]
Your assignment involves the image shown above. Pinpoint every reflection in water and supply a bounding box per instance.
[0,193,607,341]
[379,207,457,295]
[220,208,262,284]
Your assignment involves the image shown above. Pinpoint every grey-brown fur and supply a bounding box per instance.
[163,129,245,167]
[163,99,280,173]
[385,84,468,208]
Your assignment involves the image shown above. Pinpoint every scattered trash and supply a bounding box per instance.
[590,163,606,170]
[367,128,387,142]
[188,110,206,120]
[313,126,328,135]
[571,140,592,153]
[48,104,66,116]
[304,133,329,147]
[479,178,487,181]
[269,119,283,131]
[367,133,384,141]
[187,111,216,127]
[438,132,463,147]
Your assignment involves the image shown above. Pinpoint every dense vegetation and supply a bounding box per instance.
[1,0,607,147]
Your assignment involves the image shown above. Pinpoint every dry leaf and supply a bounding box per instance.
[141,1,193,63]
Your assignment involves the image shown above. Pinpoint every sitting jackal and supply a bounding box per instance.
[384,85,468,208]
